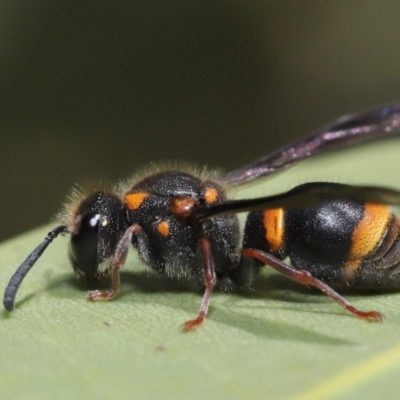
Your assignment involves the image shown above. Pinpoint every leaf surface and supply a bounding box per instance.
[1,139,400,400]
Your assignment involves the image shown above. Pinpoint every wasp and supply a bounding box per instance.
[4,103,400,331]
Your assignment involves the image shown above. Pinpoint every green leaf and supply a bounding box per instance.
[1,139,400,400]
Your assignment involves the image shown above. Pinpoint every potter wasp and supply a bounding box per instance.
[4,103,400,330]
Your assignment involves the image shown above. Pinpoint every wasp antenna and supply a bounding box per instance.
[3,225,69,312]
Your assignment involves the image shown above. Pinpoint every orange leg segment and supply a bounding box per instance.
[87,224,142,302]
[181,237,216,332]
[242,248,383,322]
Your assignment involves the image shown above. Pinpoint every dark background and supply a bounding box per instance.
[1,1,400,242]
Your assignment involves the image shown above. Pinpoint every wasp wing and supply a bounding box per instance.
[221,103,400,186]
[197,183,400,220]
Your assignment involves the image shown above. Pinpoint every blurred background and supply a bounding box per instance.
[1,1,400,242]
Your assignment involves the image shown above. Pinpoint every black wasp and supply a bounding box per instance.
[5,103,400,331]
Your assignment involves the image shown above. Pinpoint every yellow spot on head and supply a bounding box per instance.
[204,187,218,204]
[157,221,170,236]
[101,219,108,227]
[124,192,148,210]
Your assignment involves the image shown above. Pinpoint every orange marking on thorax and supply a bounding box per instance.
[204,187,218,204]
[124,192,148,210]
[263,208,284,252]
[171,197,196,217]
[157,221,170,236]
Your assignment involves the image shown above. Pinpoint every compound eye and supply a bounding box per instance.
[69,212,101,274]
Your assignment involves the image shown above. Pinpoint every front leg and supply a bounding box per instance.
[181,237,216,332]
[87,224,141,302]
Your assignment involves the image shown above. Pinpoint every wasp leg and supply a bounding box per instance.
[242,248,383,322]
[87,224,141,301]
[181,237,216,332]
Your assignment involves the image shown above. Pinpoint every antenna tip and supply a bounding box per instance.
[3,296,15,312]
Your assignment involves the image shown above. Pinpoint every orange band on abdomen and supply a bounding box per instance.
[350,203,392,260]
[263,208,284,252]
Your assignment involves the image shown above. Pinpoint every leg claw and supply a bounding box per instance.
[180,317,204,332]
[365,311,384,322]
[87,290,115,301]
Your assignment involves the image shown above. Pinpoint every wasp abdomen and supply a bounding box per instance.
[238,182,400,292]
